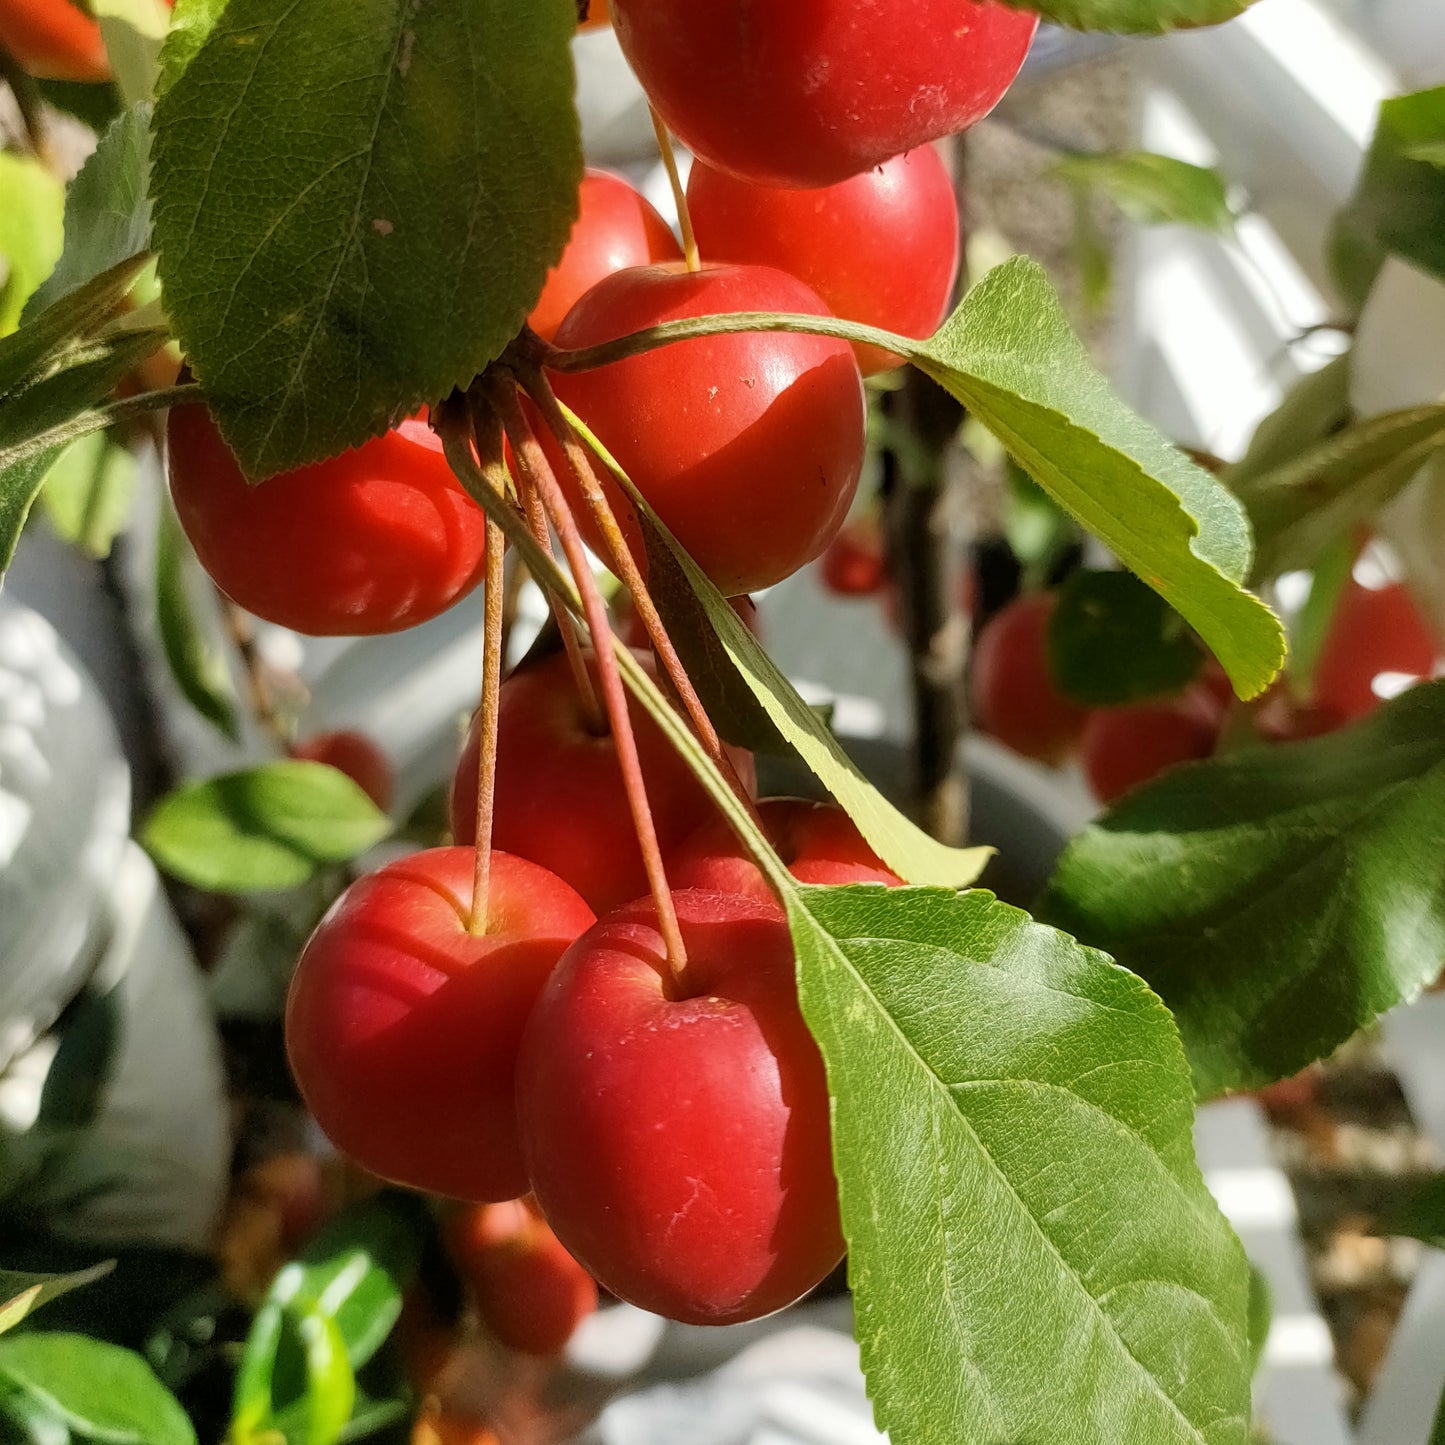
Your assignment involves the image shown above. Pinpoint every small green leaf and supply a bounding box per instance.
[559,407,993,890]
[0,1265,114,1338]
[1052,152,1237,234]
[1048,569,1205,706]
[154,500,240,741]
[1236,405,1445,580]
[0,1334,194,1445]
[1381,1173,1445,1249]
[1222,355,1353,494]
[0,155,65,336]
[155,0,230,96]
[26,105,153,320]
[0,445,66,575]
[38,428,136,559]
[151,0,583,477]
[1040,681,1445,1097]
[914,258,1284,699]
[998,0,1259,32]
[93,0,168,106]
[142,760,391,892]
[1330,85,1445,311]
[1288,532,1354,699]
[787,884,1251,1445]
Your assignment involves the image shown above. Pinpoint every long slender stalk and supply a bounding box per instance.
[487,375,689,978]
[520,366,757,813]
[650,106,700,274]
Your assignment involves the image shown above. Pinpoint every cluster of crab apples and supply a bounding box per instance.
[161,0,1044,1331]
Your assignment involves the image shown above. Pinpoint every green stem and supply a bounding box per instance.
[544,311,922,374]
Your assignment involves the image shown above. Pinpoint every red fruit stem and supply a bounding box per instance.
[488,377,689,978]
[466,416,510,936]
[650,106,700,274]
[521,366,759,817]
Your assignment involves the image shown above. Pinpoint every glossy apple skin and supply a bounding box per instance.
[517,890,843,1326]
[687,147,960,375]
[669,798,900,906]
[549,262,866,597]
[612,0,1036,188]
[449,649,755,914]
[167,406,487,635]
[969,592,1088,764]
[0,0,109,82]
[448,1200,598,1356]
[1080,690,1221,806]
[291,730,395,812]
[285,848,595,1202]
[529,170,680,343]
[1313,578,1438,721]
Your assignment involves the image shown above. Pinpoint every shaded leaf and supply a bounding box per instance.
[1040,681,1445,1097]
[0,156,65,336]
[0,1334,194,1445]
[914,258,1283,699]
[0,1265,115,1338]
[1221,355,1352,494]
[1382,1173,1445,1249]
[0,445,66,575]
[1052,151,1236,234]
[142,760,391,892]
[151,0,583,477]
[998,0,1260,32]
[1048,568,1205,706]
[154,500,240,740]
[788,884,1250,1445]
[38,427,136,559]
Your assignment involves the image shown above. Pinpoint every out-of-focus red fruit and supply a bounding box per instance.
[969,592,1087,764]
[1080,690,1221,805]
[669,798,900,906]
[820,521,889,597]
[1313,577,1438,721]
[291,730,395,812]
[411,1410,499,1445]
[1252,1066,1322,1118]
[0,0,109,82]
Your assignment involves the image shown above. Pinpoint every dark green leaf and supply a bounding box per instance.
[0,156,65,336]
[1048,569,1205,705]
[151,0,583,477]
[915,258,1284,699]
[38,428,137,559]
[142,761,391,892]
[1237,406,1445,580]
[557,408,993,889]
[0,1335,194,1445]
[1330,86,1445,311]
[787,884,1250,1445]
[1222,356,1353,494]
[1040,681,1445,1097]
[1382,1173,1445,1249]
[26,106,154,320]
[154,500,240,741]
[0,445,66,575]
[0,1266,115,1338]
[1003,0,1259,31]
[1052,152,1237,234]
[156,0,231,96]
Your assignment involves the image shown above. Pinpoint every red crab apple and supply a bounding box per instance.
[285,847,594,1202]
[1313,576,1438,721]
[517,889,842,1326]
[291,730,395,812]
[450,648,754,913]
[820,520,889,597]
[548,262,866,597]
[687,146,960,374]
[528,169,681,343]
[448,1199,598,1356]
[0,0,109,82]
[167,406,487,635]
[669,798,900,906]
[611,0,1037,187]
[969,592,1088,764]
[1080,689,1222,805]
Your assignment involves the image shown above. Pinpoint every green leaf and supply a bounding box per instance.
[0,1378,71,1445]
[26,105,154,320]
[0,1335,194,1445]
[150,0,583,478]
[0,445,66,575]
[1040,681,1445,1098]
[997,0,1260,33]
[0,1265,114,1338]
[557,407,993,889]
[1051,152,1237,234]
[233,1196,425,1445]
[155,0,230,96]
[1247,1267,1271,1376]
[1048,569,1205,706]
[38,427,136,559]
[1066,181,1114,314]
[0,156,65,337]
[787,884,1250,1445]
[914,258,1284,700]
[1405,139,1445,168]
[1288,532,1353,699]
[141,760,391,892]
[1381,1173,1445,1249]
[1330,86,1445,311]
[154,499,240,740]
[1222,356,1353,494]
[93,0,168,106]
